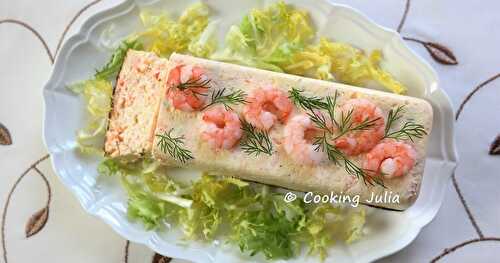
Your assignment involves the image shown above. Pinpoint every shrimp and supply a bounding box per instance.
[283,114,325,165]
[166,64,208,112]
[201,107,243,150]
[334,98,385,156]
[243,86,293,131]
[363,140,417,178]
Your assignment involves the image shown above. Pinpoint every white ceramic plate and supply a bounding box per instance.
[43,0,458,262]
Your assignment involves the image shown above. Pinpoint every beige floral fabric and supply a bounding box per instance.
[1,0,499,262]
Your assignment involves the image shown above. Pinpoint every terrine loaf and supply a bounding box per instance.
[105,50,433,210]
[149,53,433,210]
[104,50,170,158]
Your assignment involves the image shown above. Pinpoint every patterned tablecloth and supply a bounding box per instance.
[1,0,499,262]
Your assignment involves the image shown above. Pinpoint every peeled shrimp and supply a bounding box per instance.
[243,86,293,131]
[334,98,385,156]
[166,64,208,112]
[283,114,325,165]
[201,107,243,150]
[363,140,417,178]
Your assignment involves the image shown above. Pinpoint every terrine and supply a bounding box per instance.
[104,50,170,158]
[106,51,433,210]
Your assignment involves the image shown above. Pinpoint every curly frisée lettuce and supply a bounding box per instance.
[98,158,189,229]
[214,1,406,94]
[130,2,216,58]
[212,1,313,73]
[68,79,113,155]
[286,38,407,94]
[98,158,367,260]
[94,40,143,80]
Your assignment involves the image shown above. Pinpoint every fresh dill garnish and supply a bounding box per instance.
[384,105,427,141]
[325,95,339,127]
[201,88,247,110]
[384,105,404,135]
[95,39,143,80]
[385,121,427,141]
[306,94,338,133]
[336,109,381,136]
[288,87,328,110]
[239,119,273,156]
[176,77,211,91]
[313,133,385,187]
[301,89,379,139]
[156,129,194,163]
[313,133,342,165]
[292,89,385,187]
[344,158,385,187]
[307,110,331,132]
[169,76,212,97]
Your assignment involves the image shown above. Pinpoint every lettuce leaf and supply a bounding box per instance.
[126,189,172,230]
[343,208,366,244]
[300,204,341,260]
[95,39,143,80]
[216,1,406,94]
[228,192,305,260]
[274,37,407,94]
[316,38,406,94]
[98,159,367,261]
[212,1,312,72]
[188,20,218,58]
[132,2,216,58]
[99,158,188,229]
[68,79,113,155]
[238,1,312,56]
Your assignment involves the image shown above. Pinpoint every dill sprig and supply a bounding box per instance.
[239,119,273,156]
[385,121,427,141]
[384,105,427,141]
[313,133,342,165]
[325,95,339,127]
[176,77,211,92]
[201,88,247,110]
[336,109,381,136]
[313,133,385,187]
[292,88,384,187]
[301,89,379,139]
[288,87,328,110]
[95,39,143,80]
[344,158,385,187]
[307,110,331,133]
[384,105,404,135]
[156,129,194,163]
[293,88,339,133]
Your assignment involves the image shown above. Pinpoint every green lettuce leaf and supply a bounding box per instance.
[68,79,113,155]
[98,158,367,261]
[212,1,313,73]
[95,39,143,80]
[282,37,407,93]
[215,1,406,94]
[131,2,216,58]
